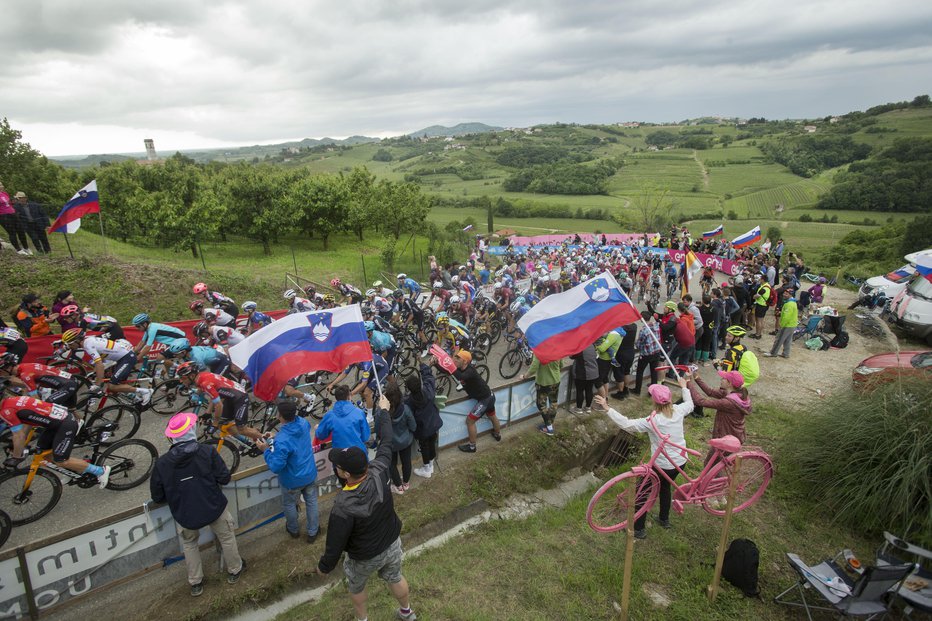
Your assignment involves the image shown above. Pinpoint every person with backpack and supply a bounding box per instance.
[715,325,759,388]
[764,289,798,359]
[750,274,772,340]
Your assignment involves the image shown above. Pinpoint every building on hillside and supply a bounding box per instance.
[144,138,157,160]
[804,125,817,133]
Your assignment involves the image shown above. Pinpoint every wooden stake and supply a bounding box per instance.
[708,455,742,602]
[620,481,636,620]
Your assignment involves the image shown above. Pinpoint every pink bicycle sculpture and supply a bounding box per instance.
[587,415,774,532]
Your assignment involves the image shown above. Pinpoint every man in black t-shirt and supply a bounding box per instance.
[451,350,502,453]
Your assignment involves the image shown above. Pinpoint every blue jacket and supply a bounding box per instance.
[264,416,317,490]
[315,400,370,452]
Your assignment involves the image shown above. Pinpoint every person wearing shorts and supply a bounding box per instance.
[0,358,80,409]
[64,330,152,406]
[452,350,501,453]
[1,396,111,487]
[0,327,28,363]
[317,395,417,621]
[176,364,261,440]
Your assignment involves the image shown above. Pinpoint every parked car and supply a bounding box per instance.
[852,350,932,390]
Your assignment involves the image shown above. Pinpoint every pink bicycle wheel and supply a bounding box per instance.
[587,467,659,533]
[699,451,773,516]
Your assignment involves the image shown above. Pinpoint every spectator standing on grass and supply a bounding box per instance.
[13,192,50,254]
[523,352,562,436]
[255,400,321,543]
[317,395,417,621]
[594,377,692,540]
[570,344,599,413]
[405,362,443,479]
[633,310,663,395]
[0,181,30,254]
[687,370,751,462]
[750,274,771,340]
[764,289,798,359]
[374,381,417,495]
[150,412,245,597]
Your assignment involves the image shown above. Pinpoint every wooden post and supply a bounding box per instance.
[708,455,742,602]
[620,481,636,620]
[361,254,367,285]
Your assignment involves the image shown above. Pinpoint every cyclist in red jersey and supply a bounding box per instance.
[0,354,80,410]
[175,363,261,440]
[1,396,111,487]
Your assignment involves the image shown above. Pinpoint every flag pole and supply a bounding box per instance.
[609,270,682,379]
[61,233,75,259]
[97,212,110,255]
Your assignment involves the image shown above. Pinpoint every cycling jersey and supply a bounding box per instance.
[290,297,316,313]
[248,311,273,328]
[398,298,424,322]
[14,363,75,392]
[83,335,134,363]
[371,297,393,315]
[339,283,363,303]
[189,346,231,375]
[460,281,476,300]
[142,322,187,347]
[81,313,124,339]
[0,327,22,345]
[0,395,70,428]
[400,278,421,297]
[205,291,232,306]
[195,372,246,402]
[203,308,235,327]
[355,354,388,390]
[368,329,395,353]
[209,325,244,347]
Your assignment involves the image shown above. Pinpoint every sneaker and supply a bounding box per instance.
[17,249,29,256]
[491,431,501,441]
[611,391,628,400]
[97,465,112,489]
[457,443,476,453]
[190,582,204,597]
[634,529,647,540]
[391,484,405,495]
[286,527,300,539]
[400,482,410,492]
[136,388,153,406]
[307,531,319,544]
[228,559,247,584]
[397,609,418,621]
[658,519,672,529]
[585,407,591,414]
[780,354,790,359]
[762,352,774,357]
[537,424,554,436]
[569,406,583,414]
[413,464,433,478]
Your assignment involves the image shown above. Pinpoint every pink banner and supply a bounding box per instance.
[667,250,741,276]
[508,233,653,245]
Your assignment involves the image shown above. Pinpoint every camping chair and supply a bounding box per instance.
[775,552,914,620]
[876,532,932,617]
[794,315,824,341]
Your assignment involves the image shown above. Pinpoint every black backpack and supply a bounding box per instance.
[830,331,849,349]
[721,538,761,597]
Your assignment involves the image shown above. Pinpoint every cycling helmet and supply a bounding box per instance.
[365,289,377,297]
[323,294,335,304]
[363,321,374,332]
[167,341,191,355]
[61,328,84,344]
[189,300,204,312]
[330,278,341,287]
[432,281,443,290]
[193,321,209,336]
[59,304,80,317]
[396,273,406,280]
[372,280,383,289]
[494,282,502,289]
[304,285,316,295]
[284,289,297,300]
[510,300,522,312]
[726,325,748,337]
[392,289,404,299]
[132,313,150,326]
[192,283,207,295]
[241,301,257,312]
[175,361,197,377]
[516,296,526,306]
[451,275,460,285]
[361,302,372,314]
[450,295,461,304]
[0,352,19,368]
[436,316,450,327]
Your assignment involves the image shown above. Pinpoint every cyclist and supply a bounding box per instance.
[325,353,389,417]
[393,289,426,348]
[636,261,651,292]
[59,305,125,340]
[203,305,237,329]
[425,281,451,311]
[366,289,394,321]
[664,261,679,295]
[0,353,81,409]
[396,273,421,300]
[1,395,111,487]
[714,325,760,388]
[65,328,153,406]
[303,284,325,306]
[365,321,397,370]
[493,281,514,313]
[433,314,471,356]
[242,301,273,335]
[163,341,232,376]
[0,326,27,364]
[700,266,716,293]
[192,283,239,318]
[175,362,261,440]
[131,313,189,375]
[193,321,244,351]
[649,271,663,298]
[319,294,337,310]
[448,295,474,326]
[284,289,316,314]
[330,278,363,305]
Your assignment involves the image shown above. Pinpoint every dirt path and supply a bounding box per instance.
[693,150,710,189]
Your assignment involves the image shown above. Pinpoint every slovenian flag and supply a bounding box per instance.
[229,305,372,401]
[517,271,641,364]
[731,225,761,249]
[916,256,932,284]
[48,180,100,234]
[702,224,724,238]
[885,266,915,282]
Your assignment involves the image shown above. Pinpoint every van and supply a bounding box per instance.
[886,267,932,346]
[860,248,932,299]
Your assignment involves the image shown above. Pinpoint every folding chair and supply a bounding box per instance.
[794,315,824,341]
[774,552,914,620]
[876,532,932,617]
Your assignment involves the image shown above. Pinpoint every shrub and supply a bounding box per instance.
[726,210,738,220]
[799,214,813,222]
[782,379,932,546]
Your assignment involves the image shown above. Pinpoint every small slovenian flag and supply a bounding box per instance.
[915,255,932,284]
[229,304,372,401]
[517,271,641,364]
[702,224,724,238]
[462,224,474,232]
[885,266,915,282]
[731,225,761,249]
[48,180,100,234]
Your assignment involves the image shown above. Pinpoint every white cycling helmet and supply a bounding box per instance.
[396,273,407,280]
[450,295,461,304]
[494,282,502,289]
[365,289,377,297]
[432,281,443,289]
[451,275,460,285]
[510,300,522,312]
[284,289,297,300]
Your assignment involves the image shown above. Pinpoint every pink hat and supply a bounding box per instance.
[647,383,671,405]
[165,412,198,441]
[718,370,745,389]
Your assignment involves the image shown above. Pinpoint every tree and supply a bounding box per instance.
[290,173,349,250]
[375,180,430,240]
[627,182,674,233]
[95,161,147,243]
[344,167,377,241]
[765,225,782,245]
[219,164,295,255]
[0,117,77,207]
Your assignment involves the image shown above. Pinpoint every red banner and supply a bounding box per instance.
[19,310,290,365]
[666,250,741,277]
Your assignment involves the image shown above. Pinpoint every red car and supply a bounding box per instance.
[852,350,932,390]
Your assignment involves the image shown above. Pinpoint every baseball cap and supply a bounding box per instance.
[331,446,368,477]
[647,383,672,405]
[14,191,26,199]
[455,350,472,364]
[718,370,745,389]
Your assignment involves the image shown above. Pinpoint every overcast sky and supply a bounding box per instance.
[3,0,932,156]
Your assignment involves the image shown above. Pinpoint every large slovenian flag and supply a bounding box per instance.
[229,305,372,401]
[885,265,915,282]
[517,271,641,364]
[48,180,100,234]
[916,255,932,284]
[702,224,724,238]
[731,225,761,249]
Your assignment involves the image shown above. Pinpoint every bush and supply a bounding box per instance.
[799,214,813,222]
[782,379,932,546]
[726,210,738,220]
[380,237,396,271]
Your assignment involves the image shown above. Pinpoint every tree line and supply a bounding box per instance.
[759,134,872,177]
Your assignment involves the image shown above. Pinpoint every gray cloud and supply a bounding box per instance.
[2,0,931,154]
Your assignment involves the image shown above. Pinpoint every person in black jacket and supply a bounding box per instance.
[405,361,443,479]
[316,394,417,621]
[150,412,245,597]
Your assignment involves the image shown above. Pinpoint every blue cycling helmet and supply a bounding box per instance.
[364,321,374,332]
[166,341,191,356]
[132,313,150,326]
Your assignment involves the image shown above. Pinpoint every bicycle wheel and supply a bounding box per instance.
[488,320,503,345]
[475,364,490,384]
[435,374,453,398]
[0,426,12,460]
[0,509,10,547]
[473,333,492,356]
[700,452,773,516]
[498,348,523,380]
[587,467,659,533]
[97,439,158,491]
[295,385,332,420]
[149,379,187,416]
[204,438,241,474]
[86,404,141,443]
[0,469,63,525]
